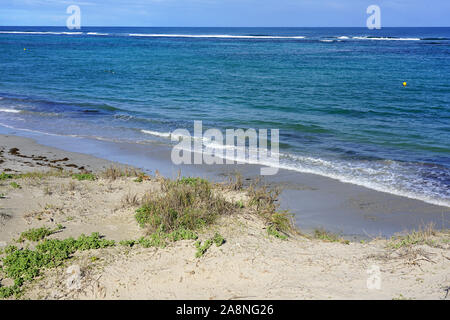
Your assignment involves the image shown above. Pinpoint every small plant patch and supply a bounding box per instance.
[0,172,14,180]
[18,225,63,242]
[9,182,21,189]
[267,225,288,240]
[313,228,349,244]
[0,232,115,299]
[71,173,96,181]
[212,233,225,246]
[195,239,213,258]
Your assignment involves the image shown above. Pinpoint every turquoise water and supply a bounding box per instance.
[0,27,449,206]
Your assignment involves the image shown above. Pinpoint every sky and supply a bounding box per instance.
[0,0,448,27]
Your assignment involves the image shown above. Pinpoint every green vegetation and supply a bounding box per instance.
[0,172,14,180]
[133,172,149,183]
[9,182,21,189]
[178,177,209,186]
[119,228,198,249]
[1,170,70,181]
[212,233,225,247]
[119,239,137,247]
[4,245,18,255]
[137,233,167,248]
[267,225,288,240]
[17,171,66,179]
[194,233,225,258]
[132,176,293,254]
[71,173,96,181]
[135,177,234,233]
[0,284,21,299]
[235,200,244,209]
[102,166,143,180]
[387,224,446,249]
[166,228,198,242]
[227,172,243,191]
[18,225,63,242]
[313,228,350,244]
[247,183,294,237]
[195,239,213,258]
[0,232,115,299]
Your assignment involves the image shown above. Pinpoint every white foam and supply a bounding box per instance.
[129,33,305,39]
[0,108,20,113]
[320,39,334,42]
[0,31,83,35]
[249,155,450,207]
[60,32,83,35]
[141,129,171,138]
[87,32,109,36]
[283,165,450,208]
[337,36,349,39]
[353,36,420,41]
[141,129,208,141]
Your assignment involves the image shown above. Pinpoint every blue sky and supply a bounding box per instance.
[0,0,448,27]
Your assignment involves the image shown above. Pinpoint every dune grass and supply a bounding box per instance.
[133,176,295,242]
[135,177,235,234]
[1,170,71,181]
[132,175,295,253]
[387,224,448,249]
[313,228,350,244]
[247,182,294,237]
[102,166,143,180]
[71,173,96,181]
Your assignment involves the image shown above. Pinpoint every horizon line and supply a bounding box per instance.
[1,25,450,28]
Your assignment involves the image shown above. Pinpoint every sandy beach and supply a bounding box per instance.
[0,134,449,300]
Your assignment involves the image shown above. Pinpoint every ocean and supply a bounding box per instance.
[0,27,449,207]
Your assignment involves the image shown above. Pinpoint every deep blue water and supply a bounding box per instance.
[0,27,449,206]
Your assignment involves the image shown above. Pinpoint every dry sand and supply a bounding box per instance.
[0,134,449,300]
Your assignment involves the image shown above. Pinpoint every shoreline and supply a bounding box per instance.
[0,133,448,300]
[0,130,449,238]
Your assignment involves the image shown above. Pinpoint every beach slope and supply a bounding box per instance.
[0,134,449,300]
